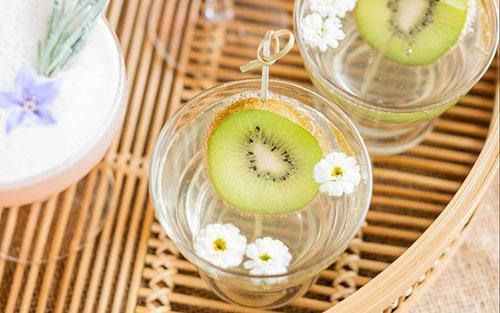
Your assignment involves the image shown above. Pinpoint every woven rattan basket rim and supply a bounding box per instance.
[326,88,500,313]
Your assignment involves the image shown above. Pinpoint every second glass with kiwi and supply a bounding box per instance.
[295,0,499,155]
[149,78,372,308]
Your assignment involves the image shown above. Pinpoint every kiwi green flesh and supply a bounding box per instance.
[207,109,323,215]
[355,0,467,66]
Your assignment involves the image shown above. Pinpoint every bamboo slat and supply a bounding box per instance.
[0,0,497,312]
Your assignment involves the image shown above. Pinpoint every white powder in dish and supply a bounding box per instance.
[0,0,122,185]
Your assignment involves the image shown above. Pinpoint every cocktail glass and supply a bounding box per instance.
[149,79,372,308]
[294,0,498,155]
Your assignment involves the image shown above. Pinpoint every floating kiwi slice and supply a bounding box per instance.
[355,0,467,66]
[207,98,323,215]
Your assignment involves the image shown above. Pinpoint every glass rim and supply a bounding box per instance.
[293,0,500,114]
[149,78,373,281]
[0,17,127,191]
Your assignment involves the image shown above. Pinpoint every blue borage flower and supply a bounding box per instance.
[0,66,59,134]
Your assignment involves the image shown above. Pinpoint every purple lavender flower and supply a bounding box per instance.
[0,66,59,134]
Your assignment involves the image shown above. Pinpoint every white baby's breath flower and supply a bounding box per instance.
[313,152,361,197]
[309,0,356,17]
[301,13,346,52]
[309,0,356,18]
[243,237,292,276]
[333,0,357,17]
[193,223,247,269]
[309,0,340,18]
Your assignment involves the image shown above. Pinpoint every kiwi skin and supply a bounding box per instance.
[207,97,331,159]
[207,97,328,156]
[209,97,317,137]
[205,98,325,215]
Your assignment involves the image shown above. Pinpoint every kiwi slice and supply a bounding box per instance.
[355,0,467,66]
[207,99,323,215]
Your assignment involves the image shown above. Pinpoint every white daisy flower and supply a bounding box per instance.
[301,13,346,52]
[309,0,356,18]
[313,152,361,197]
[243,237,292,276]
[193,223,247,269]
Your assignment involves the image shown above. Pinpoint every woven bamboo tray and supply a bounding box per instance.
[0,0,498,312]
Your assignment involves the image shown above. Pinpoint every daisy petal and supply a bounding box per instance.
[313,160,333,183]
[326,181,343,197]
[319,183,330,194]
[345,156,357,167]
[245,243,260,260]
[344,170,361,185]
[244,237,292,277]
[342,181,355,194]
[318,42,328,52]
[243,260,257,270]
[193,223,247,269]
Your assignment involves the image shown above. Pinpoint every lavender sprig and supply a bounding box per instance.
[37,0,109,77]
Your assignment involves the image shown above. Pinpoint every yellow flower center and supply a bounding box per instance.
[331,166,343,178]
[259,253,272,262]
[212,238,227,251]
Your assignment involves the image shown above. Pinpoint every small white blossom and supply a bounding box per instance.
[301,13,346,52]
[193,223,247,269]
[309,0,356,18]
[333,0,357,17]
[243,237,292,276]
[313,152,361,197]
[309,0,340,18]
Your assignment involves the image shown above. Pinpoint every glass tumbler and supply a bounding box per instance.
[294,0,499,155]
[149,79,372,308]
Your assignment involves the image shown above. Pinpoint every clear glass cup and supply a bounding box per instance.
[294,0,499,155]
[149,79,372,308]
